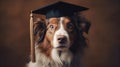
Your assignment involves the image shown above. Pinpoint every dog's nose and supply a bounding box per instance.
[57,35,67,44]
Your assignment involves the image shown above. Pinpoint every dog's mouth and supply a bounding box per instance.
[55,46,67,51]
[56,46,66,48]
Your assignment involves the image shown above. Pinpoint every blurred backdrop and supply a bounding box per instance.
[0,0,120,67]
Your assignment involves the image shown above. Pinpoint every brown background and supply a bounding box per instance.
[0,0,120,67]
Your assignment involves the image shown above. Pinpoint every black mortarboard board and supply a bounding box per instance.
[32,1,88,19]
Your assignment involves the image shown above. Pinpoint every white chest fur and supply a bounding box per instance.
[27,49,82,67]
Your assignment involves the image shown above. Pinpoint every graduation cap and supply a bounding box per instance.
[30,1,89,63]
[32,1,88,19]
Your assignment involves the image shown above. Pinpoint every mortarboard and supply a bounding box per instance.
[32,1,88,19]
[30,1,89,63]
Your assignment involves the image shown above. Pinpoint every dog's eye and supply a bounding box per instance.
[67,23,74,30]
[50,25,54,29]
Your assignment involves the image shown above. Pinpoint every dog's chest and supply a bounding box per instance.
[28,49,81,67]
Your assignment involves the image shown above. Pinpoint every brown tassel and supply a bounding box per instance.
[30,11,35,62]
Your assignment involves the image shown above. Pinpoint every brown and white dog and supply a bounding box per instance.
[27,15,91,67]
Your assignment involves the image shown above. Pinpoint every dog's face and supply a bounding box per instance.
[34,15,90,53]
[46,17,77,50]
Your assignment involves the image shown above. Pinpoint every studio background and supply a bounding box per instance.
[0,0,120,67]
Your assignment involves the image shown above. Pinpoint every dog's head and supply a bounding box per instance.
[30,14,91,63]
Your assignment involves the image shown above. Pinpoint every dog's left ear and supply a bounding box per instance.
[78,16,91,45]
[79,17,91,34]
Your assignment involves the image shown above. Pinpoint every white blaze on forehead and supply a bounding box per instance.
[52,17,70,48]
[58,17,68,35]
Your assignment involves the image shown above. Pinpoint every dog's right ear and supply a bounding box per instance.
[30,12,46,63]
[33,18,46,43]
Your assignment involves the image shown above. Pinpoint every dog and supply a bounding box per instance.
[27,14,91,67]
